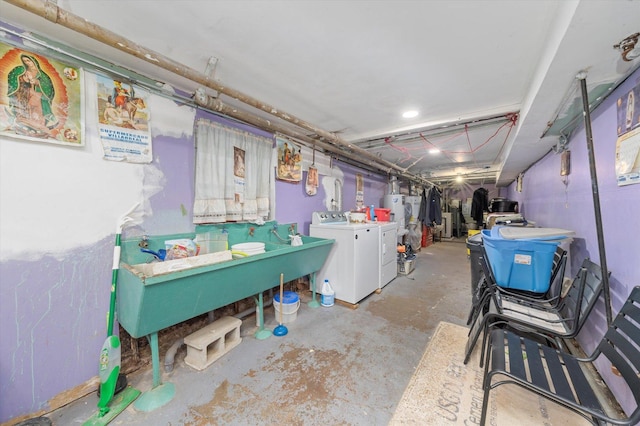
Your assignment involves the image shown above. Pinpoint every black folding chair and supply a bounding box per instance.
[464,255,605,367]
[480,286,640,425]
[466,245,567,326]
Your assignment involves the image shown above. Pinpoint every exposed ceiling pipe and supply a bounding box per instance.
[5,0,435,187]
[195,94,396,175]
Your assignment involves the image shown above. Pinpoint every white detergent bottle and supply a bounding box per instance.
[321,279,335,307]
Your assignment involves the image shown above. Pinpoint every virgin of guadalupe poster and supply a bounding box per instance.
[97,74,152,163]
[0,42,84,146]
[276,137,302,182]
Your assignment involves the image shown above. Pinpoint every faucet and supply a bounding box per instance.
[138,235,149,248]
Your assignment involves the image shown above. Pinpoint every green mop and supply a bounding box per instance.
[84,203,143,426]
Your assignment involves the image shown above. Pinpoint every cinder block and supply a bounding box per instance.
[184,316,242,370]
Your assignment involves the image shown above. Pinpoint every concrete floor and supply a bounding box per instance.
[49,238,473,425]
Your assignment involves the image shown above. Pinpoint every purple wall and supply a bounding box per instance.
[340,163,389,210]
[0,242,112,419]
[507,68,640,415]
[276,162,389,235]
[275,177,326,235]
[0,132,197,421]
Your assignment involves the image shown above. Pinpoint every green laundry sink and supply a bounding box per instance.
[117,222,333,338]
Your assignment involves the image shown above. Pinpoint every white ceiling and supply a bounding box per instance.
[2,0,639,186]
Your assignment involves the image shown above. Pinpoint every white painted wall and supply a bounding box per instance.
[0,73,196,261]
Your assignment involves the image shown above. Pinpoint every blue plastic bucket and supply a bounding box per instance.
[482,230,559,293]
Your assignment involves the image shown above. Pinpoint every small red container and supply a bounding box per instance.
[374,208,391,222]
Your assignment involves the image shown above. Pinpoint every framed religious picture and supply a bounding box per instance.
[0,42,84,146]
[96,74,152,163]
[276,136,302,182]
[306,165,318,195]
[233,146,246,202]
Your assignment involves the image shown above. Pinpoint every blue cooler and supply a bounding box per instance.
[481,228,560,293]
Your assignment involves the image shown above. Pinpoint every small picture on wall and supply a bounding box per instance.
[615,127,640,186]
[306,165,318,195]
[617,83,640,137]
[234,146,245,178]
[0,42,84,146]
[356,173,364,208]
[276,137,302,182]
[96,74,152,163]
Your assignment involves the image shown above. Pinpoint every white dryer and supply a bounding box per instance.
[378,221,398,288]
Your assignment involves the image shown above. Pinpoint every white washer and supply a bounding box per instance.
[310,212,380,305]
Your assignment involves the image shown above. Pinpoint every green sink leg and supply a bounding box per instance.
[254,292,272,340]
[308,272,320,308]
[134,332,175,412]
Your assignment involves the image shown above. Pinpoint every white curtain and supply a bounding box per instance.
[193,119,274,223]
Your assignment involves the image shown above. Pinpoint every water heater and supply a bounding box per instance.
[383,194,406,236]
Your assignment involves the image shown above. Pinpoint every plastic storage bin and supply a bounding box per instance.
[374,208,391,222]
[481,229,559,293]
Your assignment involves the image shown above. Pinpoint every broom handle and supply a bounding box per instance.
[279,273,284,325]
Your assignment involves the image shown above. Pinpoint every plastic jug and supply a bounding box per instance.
[321,279,335,307]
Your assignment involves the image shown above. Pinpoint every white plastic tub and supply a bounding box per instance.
[273,291,300,324]
[231,242,265,255]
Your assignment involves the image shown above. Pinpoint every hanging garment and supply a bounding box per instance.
[471,187,489,225]
[417,188,428,225]
[427,186,442,226]
[418,186,442,226]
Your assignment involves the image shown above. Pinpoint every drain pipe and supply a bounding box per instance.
[235,288,275,323]
[5,0,435,187]
[196,94,432,186]
[195,95,403,179]
[163,288,275,372]
[164,338,184,373]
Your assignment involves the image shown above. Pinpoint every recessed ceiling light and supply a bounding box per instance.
[402,110,419,118]
[429,148,440,154]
